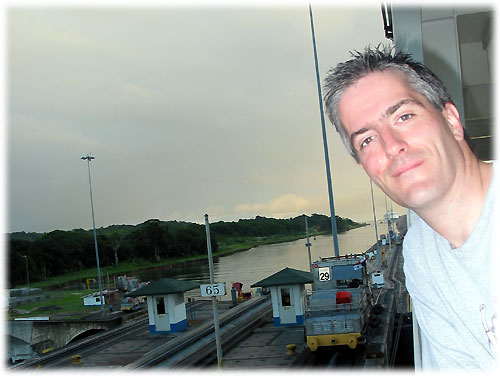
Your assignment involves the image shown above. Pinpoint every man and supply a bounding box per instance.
[323,45,496,370]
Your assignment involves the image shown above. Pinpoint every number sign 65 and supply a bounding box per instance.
[201,283,225,297]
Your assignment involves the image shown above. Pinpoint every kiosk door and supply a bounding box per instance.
[155,296,170,332]
[278,287,296,324]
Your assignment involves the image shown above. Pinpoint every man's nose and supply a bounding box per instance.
[381,129,408,157]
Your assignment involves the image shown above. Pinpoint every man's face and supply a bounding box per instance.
[338,70,464,211]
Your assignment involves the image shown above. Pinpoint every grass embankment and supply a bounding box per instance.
[7,290,102,320]
[26,232,326,290]
[8,233,327,319]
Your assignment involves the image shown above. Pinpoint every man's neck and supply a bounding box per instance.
[414,159,493,249]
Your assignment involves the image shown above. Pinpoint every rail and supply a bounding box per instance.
[12,296,271,369]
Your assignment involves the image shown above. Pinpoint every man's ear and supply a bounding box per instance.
[443,102,464,141]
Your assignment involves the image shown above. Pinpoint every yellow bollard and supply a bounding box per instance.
[286,344,296,355]
[72,354,81,365]
[347,335,358,349]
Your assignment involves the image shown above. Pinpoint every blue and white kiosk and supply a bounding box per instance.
[251,267,313,326]
[127,277,200,334]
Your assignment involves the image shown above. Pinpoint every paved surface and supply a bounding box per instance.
[51,300,236,369]
[75,328,171,367]
[221,321,307,369]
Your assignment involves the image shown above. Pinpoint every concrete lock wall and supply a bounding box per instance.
[7,319,119,361]
[7,321,35,362]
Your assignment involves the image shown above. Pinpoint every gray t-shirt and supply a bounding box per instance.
[403,165,497,370]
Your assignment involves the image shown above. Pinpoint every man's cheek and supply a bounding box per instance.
[361,161,382,181]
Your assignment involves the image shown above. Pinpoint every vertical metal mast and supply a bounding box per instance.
[385,195,392,251]
[82,154,105,315]
[370,180,382,270]
[305,216,313,273]
[22,255,29,292]
[204,214,223,369]
[308,3,339,257]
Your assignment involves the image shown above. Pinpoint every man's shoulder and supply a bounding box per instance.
[402,215,440,266]
[403,215,429,245]
[402,218,420,262]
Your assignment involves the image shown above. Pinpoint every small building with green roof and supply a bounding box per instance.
[251,267,313,326]
[128,277,200,333]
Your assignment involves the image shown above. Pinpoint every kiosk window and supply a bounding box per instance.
[280,288,291,307]
[156,297,165,314]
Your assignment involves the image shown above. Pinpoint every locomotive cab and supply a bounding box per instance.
[304,256,370,351]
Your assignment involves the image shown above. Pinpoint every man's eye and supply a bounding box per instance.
[398,113,413,122]
[360,136,375,149]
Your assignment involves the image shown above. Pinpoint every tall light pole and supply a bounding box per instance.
[21,255,29,292]
[370,180,382,270]
[309,3,340,257]
[81,154,105,315]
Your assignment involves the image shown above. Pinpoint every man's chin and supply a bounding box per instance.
[392,189,437,212]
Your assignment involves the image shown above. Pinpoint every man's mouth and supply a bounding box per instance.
[392,160,424,178]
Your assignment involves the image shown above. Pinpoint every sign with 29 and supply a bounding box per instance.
[318,267,331,281]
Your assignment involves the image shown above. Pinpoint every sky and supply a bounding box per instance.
[4,1,408,234]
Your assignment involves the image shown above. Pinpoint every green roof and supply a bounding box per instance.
[250,267,313,288]
[127,277,200,297]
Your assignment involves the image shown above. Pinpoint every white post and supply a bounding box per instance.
[204,214,223,369]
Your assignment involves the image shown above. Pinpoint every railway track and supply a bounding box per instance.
[11,296,271,369]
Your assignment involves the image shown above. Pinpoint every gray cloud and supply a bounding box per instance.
[7,5,401,233]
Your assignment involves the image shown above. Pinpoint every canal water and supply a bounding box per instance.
[137,222,388,300]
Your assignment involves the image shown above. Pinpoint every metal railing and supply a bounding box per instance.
[303,287,367,316]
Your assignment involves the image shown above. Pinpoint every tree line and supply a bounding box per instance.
[7,214,363,288]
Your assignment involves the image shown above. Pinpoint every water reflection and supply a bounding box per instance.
[138,222,385,299]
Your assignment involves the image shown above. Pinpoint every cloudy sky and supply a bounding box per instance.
[5,1,406,234]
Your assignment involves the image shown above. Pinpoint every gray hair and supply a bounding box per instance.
[323,45,454,162]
